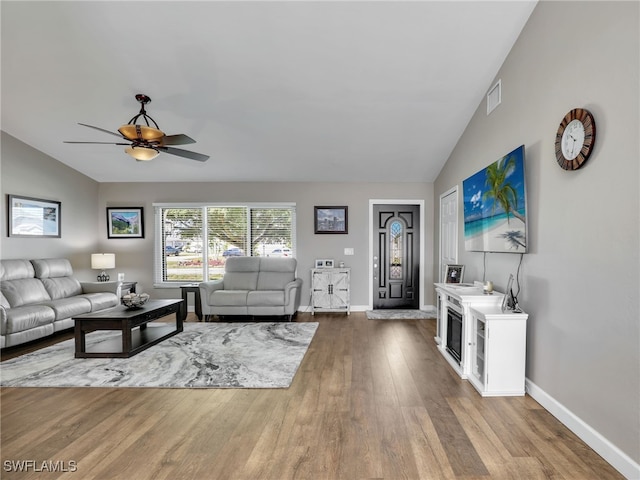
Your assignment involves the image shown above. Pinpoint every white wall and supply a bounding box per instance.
[433,1,639,475]
[97,181,434,309]
[0,132,100,273]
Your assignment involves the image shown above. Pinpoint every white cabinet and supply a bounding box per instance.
[434,283,503,378]
[468,305,528,397]
[311,268,350,315]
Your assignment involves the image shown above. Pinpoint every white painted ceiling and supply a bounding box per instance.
[1,1,536,183]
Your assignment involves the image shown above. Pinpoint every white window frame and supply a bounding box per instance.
[153,202,296,287]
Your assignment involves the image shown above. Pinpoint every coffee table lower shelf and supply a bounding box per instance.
[73,299,183,358]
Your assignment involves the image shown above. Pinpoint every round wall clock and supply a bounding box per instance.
[555,108,596,170]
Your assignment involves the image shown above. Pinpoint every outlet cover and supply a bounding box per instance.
[344,248,354,255]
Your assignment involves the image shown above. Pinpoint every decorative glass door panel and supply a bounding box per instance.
[390,221,403,280]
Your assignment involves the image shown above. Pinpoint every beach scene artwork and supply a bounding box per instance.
[463,145,527,253]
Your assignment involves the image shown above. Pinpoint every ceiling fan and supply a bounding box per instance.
[64,94,209,162]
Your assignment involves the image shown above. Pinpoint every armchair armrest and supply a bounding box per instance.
[283,278,303,307]
[0,305,7,335]
[199,280,225,316]
[199,279,225,295]
[81,281,121,296]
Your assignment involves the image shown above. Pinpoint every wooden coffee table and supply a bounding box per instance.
[73,299,184,358]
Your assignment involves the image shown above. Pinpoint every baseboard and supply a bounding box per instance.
[297,305,438,314]
[525,378,640,479]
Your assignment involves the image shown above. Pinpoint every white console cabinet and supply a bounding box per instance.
[468,305,528,396]
[434,283,503,379]
[311,268,350,315]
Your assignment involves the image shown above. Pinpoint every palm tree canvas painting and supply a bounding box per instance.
[463,145,527,253]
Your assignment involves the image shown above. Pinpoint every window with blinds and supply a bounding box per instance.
[154,203,296,285]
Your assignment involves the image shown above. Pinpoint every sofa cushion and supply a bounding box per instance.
[256,258,296,290]
[31,258,74,279]
[78,293,119,311]
[41,277,83,299]
[0,259,36,281]
[212,290,250,306]
[225,257,261,272]
[257,271,295,291]
[223,257,260,290]
[247,290,285,306]
[1,279,51,307]
[4,304,55,334]
[0,292,10,309]
[40,297,92,320]
[224,272,258,291]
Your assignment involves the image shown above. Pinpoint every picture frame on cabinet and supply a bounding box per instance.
[444,264,465,283]
[315,259,334,268]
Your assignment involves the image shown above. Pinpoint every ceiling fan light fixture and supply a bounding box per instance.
[118,124,164,142]
[66,94,208,162]
[125,145,159,161]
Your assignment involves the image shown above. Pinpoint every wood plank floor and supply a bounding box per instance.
[1,313,623,479]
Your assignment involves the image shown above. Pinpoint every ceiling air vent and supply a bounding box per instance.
[486,79,502,115]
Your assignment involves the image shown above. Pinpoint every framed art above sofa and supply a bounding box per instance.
[8,194,61,238]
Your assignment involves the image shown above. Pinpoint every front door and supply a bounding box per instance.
[372,204,420,309]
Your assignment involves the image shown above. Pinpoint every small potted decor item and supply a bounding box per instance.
[483,281,494,294]
[122,293,150,309]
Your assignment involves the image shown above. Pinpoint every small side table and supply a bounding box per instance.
[180,284,203,322]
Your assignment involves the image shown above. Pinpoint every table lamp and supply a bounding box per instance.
[91,253,115,282]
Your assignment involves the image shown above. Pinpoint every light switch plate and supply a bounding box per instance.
[344,248,354,255]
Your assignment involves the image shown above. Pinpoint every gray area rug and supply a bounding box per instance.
[366,309,436,320]
[0,322,318,388]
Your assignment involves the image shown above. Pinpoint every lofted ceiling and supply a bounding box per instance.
[1,1,536,183]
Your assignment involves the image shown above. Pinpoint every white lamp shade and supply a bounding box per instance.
[125,145,160,161]
[91,253,115,270]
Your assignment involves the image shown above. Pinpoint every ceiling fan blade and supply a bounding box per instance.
[158,146,209,162]
[78,123,124,138]
[161,134,196,146]
[64,141,130,145]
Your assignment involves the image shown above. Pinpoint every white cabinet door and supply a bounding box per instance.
[312,270,332,309]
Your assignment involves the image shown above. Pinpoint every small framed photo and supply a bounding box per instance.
[315,259,334,268]
[314,206,348,234]
[107,207,144,239]
[8,194,61,237]
[444,264,465,284]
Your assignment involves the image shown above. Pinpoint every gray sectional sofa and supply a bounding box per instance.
[199,257,302,321]
[0,258,120,348]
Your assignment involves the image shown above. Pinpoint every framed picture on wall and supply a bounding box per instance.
[107,207,144,238]
[8,194,61,238]
[314,206,348,234]
[444,264,465,284]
